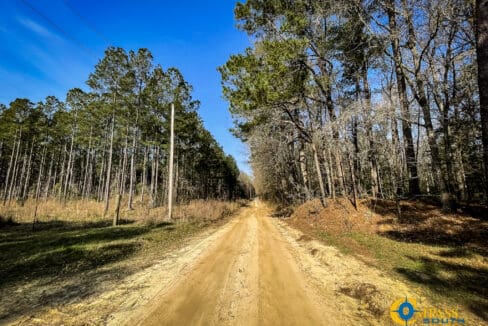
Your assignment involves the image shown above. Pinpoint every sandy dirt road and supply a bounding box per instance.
[8,200,419,325]
[126,200,413,326]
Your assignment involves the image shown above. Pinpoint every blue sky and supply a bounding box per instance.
[0,0,251,174]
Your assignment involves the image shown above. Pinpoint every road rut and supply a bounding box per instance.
[132,201,372,325]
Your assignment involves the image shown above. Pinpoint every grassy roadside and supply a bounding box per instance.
[285,198,488,322]
[0,199,244,322]
[318,231,487,318]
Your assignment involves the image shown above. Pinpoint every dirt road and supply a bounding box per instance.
[9,200,420,325]
[123,200,414,325]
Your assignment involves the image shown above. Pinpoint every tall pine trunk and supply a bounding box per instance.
[386,0,420,196]
[21,142,34,203]
[103,110,115,217]
[33,147,46,230]
[6,135,21,205]
[141,145,147,203]
[3,130,18,204]
[82,128,92,199]
[311,142,327,207]
[475,0,488,202]
[63,132,75,203]
[44,152,54,200]
[298,141,311,201]
[362,67,379,198]
[128,107,139,209]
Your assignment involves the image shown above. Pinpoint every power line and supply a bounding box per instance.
[19,0,98,59]
[61,0,112,47]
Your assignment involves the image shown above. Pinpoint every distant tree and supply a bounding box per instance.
[87,47,132,222]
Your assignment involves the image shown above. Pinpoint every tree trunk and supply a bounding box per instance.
[6,136,21,205]
[87,149,95,198]
[153,146,159,208]
[298,142,311,201]
[21,142,34,203]
[98,151,105,202]
[82,128,92,199]
[128,103,139,209]
[335,149,346,197]
[58,143,67,201]
[114,193,121,226]
[362,67,379,198]
[475,0,488,202]
[347,151,358,210]
[3,130,18,204]
[51,160,58,198]
[386,0,420,196]
[141,145,147,203]
[323,148,335,199]
[104,111,115,216]
[311,142,327,207]
[128,128,137,209]
[44,152,54,200]
[121,126,129,197]
[16,149,28,203]
[63,133,74,203]
[33,147,46,230]
[150,147,155,206]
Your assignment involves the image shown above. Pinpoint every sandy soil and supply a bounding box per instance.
[125,200,422,325]
[9,200,424,325]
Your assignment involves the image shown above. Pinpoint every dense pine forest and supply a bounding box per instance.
[220,0,488,210]
[0,47,250,225]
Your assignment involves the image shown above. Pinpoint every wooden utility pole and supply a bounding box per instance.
[167,103,175,220]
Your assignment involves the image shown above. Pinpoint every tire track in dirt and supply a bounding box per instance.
[134,206,258,326]
[104,215,244,326]
[133,200,394,325]
[256,205,330,325]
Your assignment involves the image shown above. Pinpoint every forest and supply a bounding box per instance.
[220,0,488,210]
[0,47,250,226]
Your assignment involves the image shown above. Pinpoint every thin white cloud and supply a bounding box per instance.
[17,16,61,41]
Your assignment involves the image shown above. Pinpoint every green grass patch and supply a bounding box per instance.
[317,231,488,321]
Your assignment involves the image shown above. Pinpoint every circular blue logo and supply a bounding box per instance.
[390,297,422,326]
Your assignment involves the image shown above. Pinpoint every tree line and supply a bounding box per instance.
[0,47,250,225]
[220,0,487,209]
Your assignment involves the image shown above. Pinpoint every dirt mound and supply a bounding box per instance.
[289,198,381,236]
[339,282,387,318]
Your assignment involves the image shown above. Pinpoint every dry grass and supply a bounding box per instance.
[173,199,242,222]
[0,197,243,226]
[0,199,108,224]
